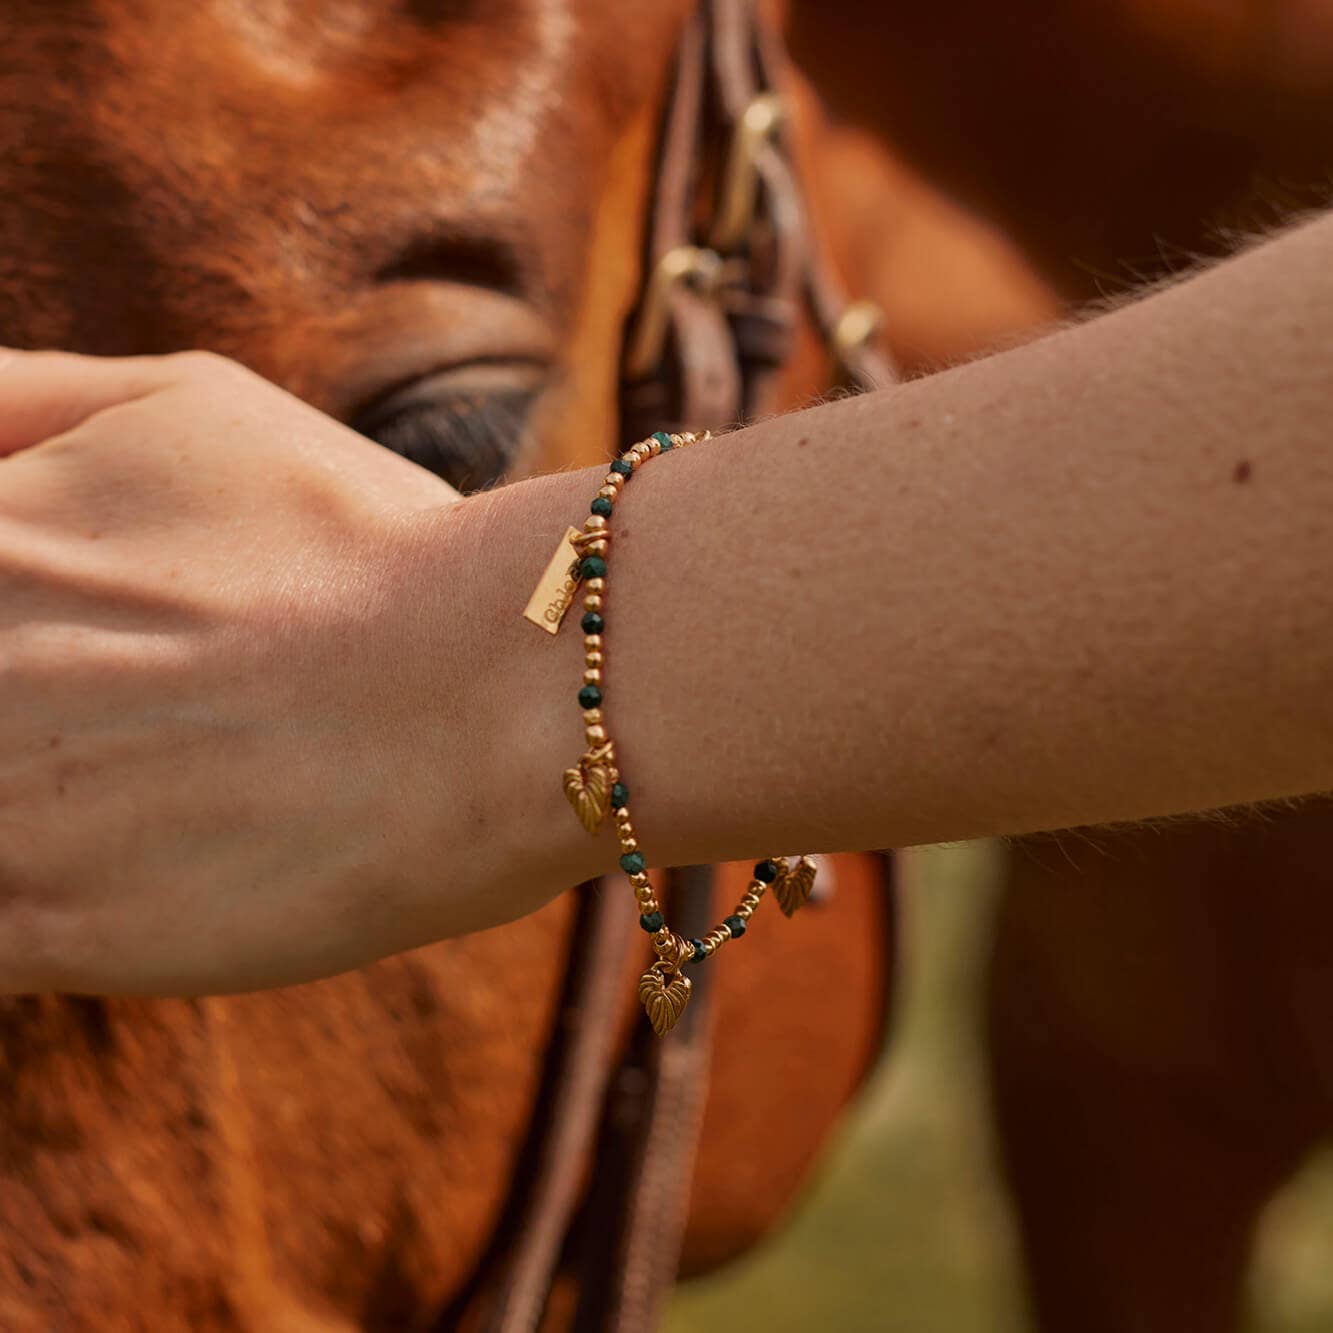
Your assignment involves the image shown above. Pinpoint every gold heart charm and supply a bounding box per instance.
[637,964,692,1037]
[562,744,614,834]
[773,855,817,918]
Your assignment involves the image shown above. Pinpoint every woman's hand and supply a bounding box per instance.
[0,349,587,994]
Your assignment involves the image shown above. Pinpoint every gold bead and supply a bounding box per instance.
[585,724,607,743]
[635,887,657,906]
[628,870,650,888]
[586,650,604,666]
[584,594,603,612]
[583,668,602,684]
[620,835,638,853]
[615,807,634,825]
[582,707,603,724]
[584,634,603,650]
[586,577,605,592]
[585,514,608,532]
[586,539,607,556]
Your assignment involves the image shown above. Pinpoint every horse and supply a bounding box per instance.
[792,1,1333,1327]
[0,1,944,1327]
[12,0,1323,1325]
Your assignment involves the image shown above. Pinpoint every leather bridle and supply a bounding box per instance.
[448,4,897,1329]
[620,0,894,439]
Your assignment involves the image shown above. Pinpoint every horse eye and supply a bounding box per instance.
[352,388,534,494]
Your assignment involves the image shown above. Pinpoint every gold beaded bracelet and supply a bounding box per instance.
[523,429,817,1036]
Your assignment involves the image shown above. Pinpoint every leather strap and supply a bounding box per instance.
[568,867,719,1333]
[620,8,741,436]
[481,3,900,1329]
[478,883,638,1333]
[620,0,897,445]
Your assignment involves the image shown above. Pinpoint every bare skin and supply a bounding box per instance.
[1,208,1330,994]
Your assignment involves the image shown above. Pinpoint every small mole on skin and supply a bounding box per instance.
[48,736,60,749]
[796,436,810,448]
[1233,460,1253,484]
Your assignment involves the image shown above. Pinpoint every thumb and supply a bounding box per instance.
[0,349,176,457]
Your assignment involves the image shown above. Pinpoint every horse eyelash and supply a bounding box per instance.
[355,389,533,494]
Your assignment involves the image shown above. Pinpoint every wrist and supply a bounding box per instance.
[404,468,618,937]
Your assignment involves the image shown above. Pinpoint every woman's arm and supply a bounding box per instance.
[0,210,1330,993]
[469,208,1333,892]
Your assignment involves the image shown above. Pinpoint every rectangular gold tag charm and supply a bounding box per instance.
[523,527,582,634]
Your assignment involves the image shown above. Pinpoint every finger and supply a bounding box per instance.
[0,349,177,457]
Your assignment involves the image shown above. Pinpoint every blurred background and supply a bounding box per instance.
[668,845,1333,1332]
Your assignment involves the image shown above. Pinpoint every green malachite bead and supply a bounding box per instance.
[724,914,746,938]
[690,938,706,963]
[620,851,646,875]
[590,496,613,518]
[581,612,604,634]
[580,555,607,579]
[578,684,602,709]
[610,458,633,476]
[754,859,780,883]
[639,911,664,933]
[652,430,673,451]
[610,782,629,809]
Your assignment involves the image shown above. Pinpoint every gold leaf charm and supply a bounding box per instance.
[638,962,692,1037]
[773,855,817,918]
[562,743,614,834]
